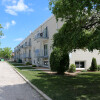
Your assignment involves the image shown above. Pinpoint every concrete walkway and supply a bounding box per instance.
[0,62,45,100]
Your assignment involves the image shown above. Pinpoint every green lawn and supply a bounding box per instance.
[12,63,25,66]
[13,66,100,100]
[8,61,26,66]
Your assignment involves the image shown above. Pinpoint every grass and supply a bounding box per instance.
[16,67,35,70]
[12,63,25,66]
[10,63,100,100]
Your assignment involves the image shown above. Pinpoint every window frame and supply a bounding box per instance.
[75,61,85,69]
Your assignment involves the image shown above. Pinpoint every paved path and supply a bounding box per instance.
[0,62,45,100]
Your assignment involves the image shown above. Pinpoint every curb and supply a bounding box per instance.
[12,66,52,100]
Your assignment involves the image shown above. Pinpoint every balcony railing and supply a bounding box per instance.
[14,48,20,52]
[23,43,31,48]
[22,54,31,59]
[34,49,48,58]
[34,32,49,41]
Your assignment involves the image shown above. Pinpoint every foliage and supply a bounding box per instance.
[18,59,22,63]
[49,0,100,23]
[50,48,69,74]
[32,65,37,67]
[49,0,100,73]
[26,62,31,65]
[0,47,12,59]
[90,58,97,71]
[68,64,76,73]
[97,65,100,71]
[49,0,100,51]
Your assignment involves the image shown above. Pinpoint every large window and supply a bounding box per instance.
[29,50,31,58]
[29,38,31,46]
[44,61,48,66]
[75,61,85,68]
[43,27,48,38]
[44,44,48,56]
[25,42,27,46]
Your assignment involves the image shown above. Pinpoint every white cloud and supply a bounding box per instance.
[4,20,16,29]
[0,36,6,39]
[12,0,17,4]
[5,22,10,29]
[11,20,16,25]
[14,38,23,41]
[4,0,34,15]
[2,0,17,4]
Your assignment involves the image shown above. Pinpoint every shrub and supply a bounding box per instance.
[32,65,37,67]
[18,59,22,63]
[26,62,31,65]
[69,64,76,73]
[97,65,100,71]
[50,48,69,74]
[90,58,97,71]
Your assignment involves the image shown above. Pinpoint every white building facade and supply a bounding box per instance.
[14,16,100,70]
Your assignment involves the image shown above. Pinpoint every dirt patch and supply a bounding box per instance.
[44,70,81,76]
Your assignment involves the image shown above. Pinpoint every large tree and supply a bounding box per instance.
[0,47,12,59]
[49,0,100,52]
[49,0,100,74]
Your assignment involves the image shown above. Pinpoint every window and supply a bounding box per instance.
[37,58,40,64]
[29,50,31,57]
[29,38,31,46]
[25,42,27,46]
[44,44,48,56]
[44,61,48,66]
[75,61,85,68]
[43,27,48,38]
[34,60,35,64]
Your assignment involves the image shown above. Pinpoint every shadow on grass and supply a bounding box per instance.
[17,67,35,70]
[30,72,100,100]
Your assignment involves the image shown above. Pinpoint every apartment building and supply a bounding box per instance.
[14,15,100,70]
[14,34,32,63]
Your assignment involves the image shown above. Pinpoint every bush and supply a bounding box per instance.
[97,65,100,71]
[69,64,76,73]
[18,59,22,63]
[90,58,97,71]
[50,48,69,74]
[26,62,31,65]
[32,65,37,67]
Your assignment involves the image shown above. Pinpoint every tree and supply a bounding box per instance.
[90,58,97,71]
[50,48,69,74]
[49,0,100,51]
[69,64,76,73]
[0,47,12,59]
[0,48,4,57]
[49,0,100,73]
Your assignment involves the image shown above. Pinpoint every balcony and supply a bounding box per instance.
[14,48,20,52]
[22,54,31,59]
[26,55,31,59]
[34,49,48,58]
[23,43,31,48]
[34,32,49,41]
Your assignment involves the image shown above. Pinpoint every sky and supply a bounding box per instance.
[0,0,52,51]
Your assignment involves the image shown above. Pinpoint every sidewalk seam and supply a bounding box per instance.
[12,66,52,100]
